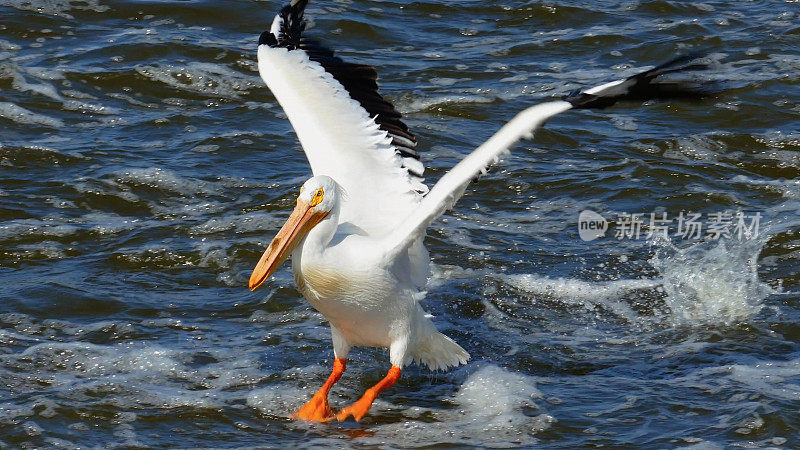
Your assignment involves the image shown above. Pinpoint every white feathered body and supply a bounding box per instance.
[290,215,469,371]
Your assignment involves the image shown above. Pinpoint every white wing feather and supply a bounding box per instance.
[381,101,573,261]
[257,45,426,237]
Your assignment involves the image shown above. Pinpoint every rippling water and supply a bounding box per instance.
[1,0,799,447]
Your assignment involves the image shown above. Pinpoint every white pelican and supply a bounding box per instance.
[249,0,711,422]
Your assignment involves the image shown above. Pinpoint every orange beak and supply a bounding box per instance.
[249,199,329,291]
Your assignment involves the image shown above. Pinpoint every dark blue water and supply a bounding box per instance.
[1,0,799,447]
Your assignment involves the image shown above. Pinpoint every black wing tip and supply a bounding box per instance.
[564,51,719,110]
[259,30,277,47]
[289,0,309,10]
[261,0,310,49]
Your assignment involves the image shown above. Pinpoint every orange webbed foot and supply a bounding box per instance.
[336,366,401,422]
[293,392,335,422]
[335,395,375,422]
[292,358,346,422]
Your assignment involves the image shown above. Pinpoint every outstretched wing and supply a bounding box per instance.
[258,0,426,237]
[381,53,714,261]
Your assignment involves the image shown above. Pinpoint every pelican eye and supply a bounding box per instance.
[310,188,324,206]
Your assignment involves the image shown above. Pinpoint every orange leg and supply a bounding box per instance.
[293,358,346,422]
[336,366,401,422]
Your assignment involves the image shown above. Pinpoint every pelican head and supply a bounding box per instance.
[249,176,338,291]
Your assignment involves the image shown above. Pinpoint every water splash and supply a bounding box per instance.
[502,274,658,323]
[649,235,775,326]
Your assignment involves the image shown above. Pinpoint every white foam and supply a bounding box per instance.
[502,273,658,323]
[72,179,141,203]
[0,403,35,423]
[675,441,725,450]
[610,114,638,131]
[134,62,260,99]
[150,200,226,217]
[0,0,108,18]
[725,358,800,402]
[731,174,800,199]
[0,101,63,127]
[0,213,136,243]
[113,245,188,268]
[504,273,658,302]
[192,144,220,153]
[190,211,283,236]
[62,99,119,115]
[0,39,21,51]
[84,212,139,235]
[398,93,494,114]
[14,342,181,378]
[359,365,554,446]
[10,67,62,100]
[194,240,232,269]
[246,364,330,416]
[428,264,491,290]
[15,241,68,260]
[0,219,79,241]
[667,134,726,162]
[429,77,469,87]
[455,365,543,422]
[671,356,800,421]
[247,384,310,417]
[1,338,271,418]
[114,167,214,196]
